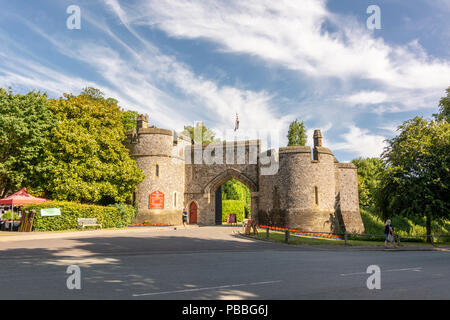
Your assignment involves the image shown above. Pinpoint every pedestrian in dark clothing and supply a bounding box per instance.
[384,219,397,248]
[182,208,188,228]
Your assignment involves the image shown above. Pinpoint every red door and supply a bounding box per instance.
[189,202,198,224]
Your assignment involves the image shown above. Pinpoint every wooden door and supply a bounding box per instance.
[189,202,198,224]
[215,186,222,225]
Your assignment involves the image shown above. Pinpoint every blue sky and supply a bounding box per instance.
[1,0,449,161]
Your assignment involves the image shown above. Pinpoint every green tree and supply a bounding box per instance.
[434,86,450,122]
[182,123,219,145]
[0,88,55,198]
[222,179,251,219]
[377,117,450,241]
[81,87,138,131]
[222,179,250,204]
[42,93,145,204]
[351,157,384,208]
[81,87,105,101]
[287,119,307,146]
[121,110,140,131]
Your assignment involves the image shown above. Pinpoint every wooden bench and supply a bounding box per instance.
[77,218,102,230]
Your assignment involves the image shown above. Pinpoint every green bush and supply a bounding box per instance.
[360,207,450,241]
[360,208,384,234]
[109,203,137,227]
[23,201,136,231]
[222,200,246,222]
[1,211,19,220]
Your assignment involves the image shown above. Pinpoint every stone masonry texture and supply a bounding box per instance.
[126,120,364,233]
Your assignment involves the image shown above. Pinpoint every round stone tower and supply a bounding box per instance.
[258,129,339,232]
[126,114,190,224]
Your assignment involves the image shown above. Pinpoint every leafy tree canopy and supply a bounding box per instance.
[122,110,140,131]
[81,87,105,100]
[351,157,384,208]
[42,93,145,204]
[182,123,219,145]
[287,119,307,146]
[0,88,55,198]
[434,86,450,122]
[377,116,450,239]
[222,179,250,205]
[81,87,138,131]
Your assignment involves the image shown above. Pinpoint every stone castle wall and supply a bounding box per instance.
[185,140,260,225]
[126,119,364,233]
[126,127,190,225]
[258,146,343,233]
[335,163,364,233]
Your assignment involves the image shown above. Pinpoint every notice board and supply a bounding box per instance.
[149,191,164,209]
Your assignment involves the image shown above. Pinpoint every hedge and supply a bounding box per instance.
[23,201,137,231]
[1,211,19,220]
[222,200,246,222]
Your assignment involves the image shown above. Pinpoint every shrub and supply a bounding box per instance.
[1,211,19,220]
[109,203,137,227]
[23,201,135,231]
[222,200,246,222]
[360,208,384,234]
[360,207,450,242]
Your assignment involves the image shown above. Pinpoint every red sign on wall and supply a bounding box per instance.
[149,191,164,209]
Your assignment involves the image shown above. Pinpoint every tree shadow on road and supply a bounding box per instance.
[0,231,292,300]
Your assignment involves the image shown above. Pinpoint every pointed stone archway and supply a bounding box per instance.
[203,168,258,194]
[202,168,258,224]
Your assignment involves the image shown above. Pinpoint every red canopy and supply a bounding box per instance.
[0,188,48,206]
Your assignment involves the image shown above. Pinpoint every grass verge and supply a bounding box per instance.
[249,229,440,247]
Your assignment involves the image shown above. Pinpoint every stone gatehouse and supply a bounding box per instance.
[125,115,364,233]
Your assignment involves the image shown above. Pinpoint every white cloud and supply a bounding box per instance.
[305,123,386,159]
[330,126,387,158]
[0,50,99,96]
[130,0,450,110]
[340,86,444,114]
[306,122,332,147]
[377,124,400,135]
[104,0,128,25]
[2,0,445,159]
[0,14,293,149]
[343,91,388,105]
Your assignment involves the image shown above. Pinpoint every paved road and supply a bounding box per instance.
[0,226,449,299]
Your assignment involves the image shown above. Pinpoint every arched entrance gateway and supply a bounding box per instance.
[205,169,258,225]
[183,140,260,226]
[127,121,364,233]
[185,166,259,226]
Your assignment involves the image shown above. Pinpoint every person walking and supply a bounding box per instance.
[182,208,188,228]
[384,219,397,248]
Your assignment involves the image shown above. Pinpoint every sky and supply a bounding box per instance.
[0,0,449,162]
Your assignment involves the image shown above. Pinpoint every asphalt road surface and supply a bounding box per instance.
[0,226,449,299]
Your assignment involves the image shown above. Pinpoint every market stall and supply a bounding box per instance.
[0,188,48,231]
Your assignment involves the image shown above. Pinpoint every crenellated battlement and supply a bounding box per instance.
[125,114,364,233]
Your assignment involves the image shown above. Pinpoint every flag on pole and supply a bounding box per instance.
[234,113,239,131]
